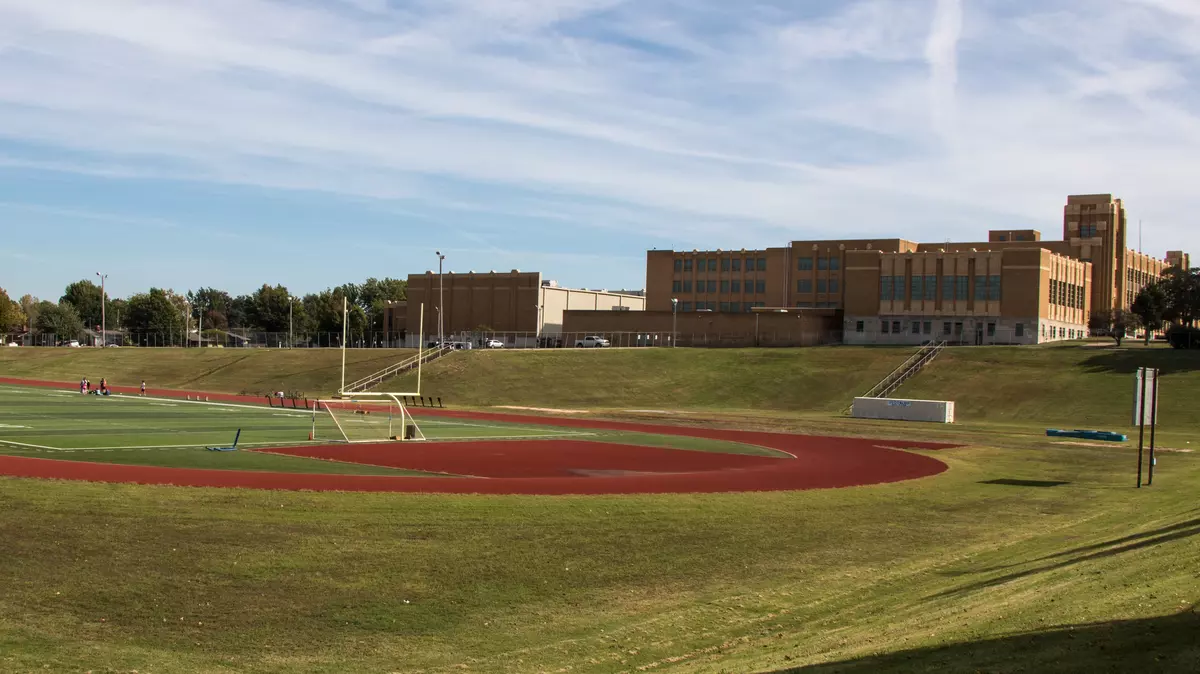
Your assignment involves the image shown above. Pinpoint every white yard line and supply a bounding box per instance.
[0,438,58,450]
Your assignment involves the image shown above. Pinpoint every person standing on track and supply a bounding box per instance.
[140,380,146,396]
[80,378,86,395]
[100,378,107,395]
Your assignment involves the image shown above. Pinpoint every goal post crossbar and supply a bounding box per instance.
[314,394,426,443]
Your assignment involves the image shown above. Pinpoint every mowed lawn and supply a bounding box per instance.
[0,425,1197,673]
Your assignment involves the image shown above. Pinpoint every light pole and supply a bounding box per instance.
[436,251,446,345]
[288,296,295,349]
[95,272,107,347]
[670,298,678,347]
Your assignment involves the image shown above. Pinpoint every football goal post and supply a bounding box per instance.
[315,394,426,443]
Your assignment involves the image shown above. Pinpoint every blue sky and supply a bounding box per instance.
[2,0,1199,300]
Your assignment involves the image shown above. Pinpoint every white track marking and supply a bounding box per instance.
[0,438,58,450]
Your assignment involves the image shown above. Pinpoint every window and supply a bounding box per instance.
[673,259,682,272]
[911,276,924,301]
[798,257,814,271]
[757,258,767,271]
[755,280,766,294]
[943,277,955,301]
[731,280,741,293]
[892,321,902,334]
[721,258,730,272]
[923,321,932,334]
[829,280,839,293]
[829,257,840,271]
[683,259,693,272]
[997,234,1008,242]
[818,257,829,271]
[707,280,717,293]
[987,323,996,337]
[955,322,964,335]
[855,321,864,333]
[708,259,717,272]
[672,280,682,293]
[719,302,730,312]
[943,322,952,335]
[682,280,692,292]
[912,322,921,334]
[974,275,988,301]
[681,302,692,312]
[1049,279,1057,305]
[1081,224,1098,238]
[796,301,813,308]
[989,275,1001,301]
[1015,323,1025,337]
[956,276,969,301]
[1015,234,1026,241]
[817,279,828,293]
[882,321,890,334]
[893,275,906,301]
[925,276,937,301]
[798,279,813,293]
[720,280,730,293]
[881,276,893,300]
[731,258,741,272]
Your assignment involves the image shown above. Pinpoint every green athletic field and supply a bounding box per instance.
[0,384,780,473]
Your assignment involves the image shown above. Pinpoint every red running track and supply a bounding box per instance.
[0,377,959,495]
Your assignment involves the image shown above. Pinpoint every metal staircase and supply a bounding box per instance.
[846,341,947,411]
[341,344,453,394]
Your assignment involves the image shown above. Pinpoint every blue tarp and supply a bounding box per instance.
[1046,429,1127,442]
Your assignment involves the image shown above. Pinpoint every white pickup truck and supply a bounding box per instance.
[575,335,610,348]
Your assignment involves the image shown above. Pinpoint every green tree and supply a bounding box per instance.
[125,289,186,344]
[34,302,85,341]
[187,287,233,331]
[1161,267,1199,327]
[359,277,407,331]
[228,295,255,330]
[1089,308,1137,347]
[0,288,25,333]
[18,295,39,331]
[1132,283,1169,345]
[60,279,106,330]
[251,284,293,332]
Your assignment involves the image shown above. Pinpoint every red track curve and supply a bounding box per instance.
[0,377,958,495]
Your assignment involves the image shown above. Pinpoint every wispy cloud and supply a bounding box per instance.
[0,0,1197,298]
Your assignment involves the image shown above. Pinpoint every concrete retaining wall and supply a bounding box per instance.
[851,397,955,423]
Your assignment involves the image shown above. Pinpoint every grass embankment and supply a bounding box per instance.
[0,347,414,397]
[1,429,1197,673]
[897,343,1200,433]
[389,347,914,413]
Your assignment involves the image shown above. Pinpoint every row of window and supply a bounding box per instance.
[857,320,1021,338]
[672,279,768,294]
[676,301,766,313]
[1049,279,1085,309]
[880,275,1002,303]
[796,279,840,293]
[797,302,838,308]
[1079,224,1100,238]
[674,257,767,273]
[797,257,841,271]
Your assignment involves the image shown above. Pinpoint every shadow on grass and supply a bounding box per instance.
[774,609,1200,673]
[979,478,1071,487]
[930,518,1200,599]
[1080,348,1200,375]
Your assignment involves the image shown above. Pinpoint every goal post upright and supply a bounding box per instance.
[416,303,424,399]
[340,295,348,395]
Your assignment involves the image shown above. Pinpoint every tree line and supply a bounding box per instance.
[0,277,407,344]
[1092,266,1200,348]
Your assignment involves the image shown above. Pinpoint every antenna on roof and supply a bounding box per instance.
[1139,219,1143,252]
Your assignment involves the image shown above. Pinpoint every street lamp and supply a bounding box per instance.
[95,272,107,347]
[288,296,295,349]
[670,298,678,348]
[436,251,446,345]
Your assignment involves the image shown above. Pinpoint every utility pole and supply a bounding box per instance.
[670,298,678,347]
[289,296,295,349]
[95,272,107,347]
[436,251,446,345]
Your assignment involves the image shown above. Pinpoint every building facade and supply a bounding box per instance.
[645,193,1188,345]
[400,270,644,344]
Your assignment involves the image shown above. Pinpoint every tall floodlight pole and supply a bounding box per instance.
[95,272,107,347]
[436,251,446,345]
[288,296,295,349]
[670,298,678,348]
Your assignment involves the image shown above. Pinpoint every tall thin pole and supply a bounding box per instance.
[436,251,445,345]
[289,297,293,349]
[340,296,348,394]
[1136,367,1147,488]
[416,304,424,396]
[1148,368,1159,486]
[96,272,106,347]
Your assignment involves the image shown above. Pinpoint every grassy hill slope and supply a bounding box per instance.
[388,347,914,413]
[0,347,414,397]
[896,344,1200,431]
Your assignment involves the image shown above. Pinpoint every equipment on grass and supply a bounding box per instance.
[315,396,425,443]
[206,429,241,452]
[1046,429,1127,442]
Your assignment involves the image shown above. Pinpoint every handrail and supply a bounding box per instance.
[847,341,946,411]
[342,345,453,393]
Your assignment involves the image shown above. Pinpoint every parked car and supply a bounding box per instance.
[484,338,504,349]
[60,340,80,348]
[5,342,18,347]
[575,335,610,348]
